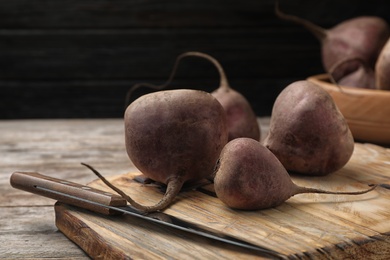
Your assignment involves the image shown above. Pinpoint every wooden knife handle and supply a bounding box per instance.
[10,171,127,215]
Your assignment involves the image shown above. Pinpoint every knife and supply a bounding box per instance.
[10,171,285,259]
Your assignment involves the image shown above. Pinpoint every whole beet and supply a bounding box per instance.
[170,52,260,141]
[263,80,354,176]
[321,16,389,75]
[214,138,375,210]
[198,53,261,141]
[214,138,293,210]
[276,1,390,76]
[124,89,228,212]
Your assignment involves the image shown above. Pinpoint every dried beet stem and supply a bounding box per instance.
[81,162,183,213]
[124,82,168,109]
[81,163,145,209]
[124,51,231,107]
[292,184,377,196]
[179,51,231,89]
[275,0,326,40]
[144,177,183,212]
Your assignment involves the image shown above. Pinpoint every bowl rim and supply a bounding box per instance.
[307,74,390,98]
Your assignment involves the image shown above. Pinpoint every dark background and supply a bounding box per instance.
[1,0,389,119]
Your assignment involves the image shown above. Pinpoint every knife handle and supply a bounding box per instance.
[10,171,127,215]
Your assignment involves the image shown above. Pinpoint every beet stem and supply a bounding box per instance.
[81,162,183,213]
[141,177,183,212]
[124,51,231,107]
[275,0,326,40]
[293,184,377,196]
[179,51,231,90]
[124,81,168,109]
[81,163,147,210]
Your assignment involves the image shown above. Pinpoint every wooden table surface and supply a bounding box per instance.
[0,118,271,259]
[3,118,390,259]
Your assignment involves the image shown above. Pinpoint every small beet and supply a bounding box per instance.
[212,84,261,141]
[214,138,376,210]
[375,38,390,90]
[192,52,261,141]
[276,1,390,76]
[263,80,354,176]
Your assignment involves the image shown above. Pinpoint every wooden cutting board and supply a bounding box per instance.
[55,142,390,259]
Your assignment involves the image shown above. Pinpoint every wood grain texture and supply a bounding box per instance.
[0,206,89,258]
[0,119,134,259]
[0,119,133,212]
[55,142,390,259]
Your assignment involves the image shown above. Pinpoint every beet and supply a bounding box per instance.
[191,52,261,141]
[214,138,376,210]
[262,80,354,176]
[275,1,390,76]
[85,89,228,213]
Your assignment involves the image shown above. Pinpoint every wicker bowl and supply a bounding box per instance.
[307,74,390,145]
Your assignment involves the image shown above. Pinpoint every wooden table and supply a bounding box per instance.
[2,118,390,259]
[0,118,270,259]
[0,119,135,258]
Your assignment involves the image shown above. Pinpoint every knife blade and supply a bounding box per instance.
[10,171,285,259]
[378,183,390,189]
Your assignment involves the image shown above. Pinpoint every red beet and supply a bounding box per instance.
[84,89,228,213]
[262,80,354,176]
[214,138,376,210]
[276,1,390,76]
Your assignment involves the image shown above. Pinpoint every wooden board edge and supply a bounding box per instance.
[54,202,132,260]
